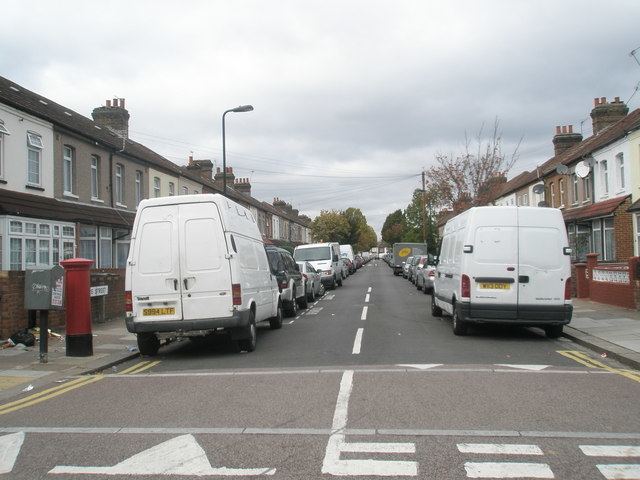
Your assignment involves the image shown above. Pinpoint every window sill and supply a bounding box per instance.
[115,202,128,209]
[91,197,104,204]
[25,184,44,191]
[63,192,79,199]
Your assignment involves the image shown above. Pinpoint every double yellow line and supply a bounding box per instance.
[0,375,103,416]
[118,360,161,375]
[558,350,640,383]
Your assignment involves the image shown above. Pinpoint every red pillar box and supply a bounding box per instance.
[61,258,94,356]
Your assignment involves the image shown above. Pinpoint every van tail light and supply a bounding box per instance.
[125,290,133,312]
[461,274,471,298]
[232,283,242,305]
[564,277,572,301]
[279,280,288,290]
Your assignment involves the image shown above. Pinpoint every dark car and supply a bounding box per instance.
[265,246,306,316]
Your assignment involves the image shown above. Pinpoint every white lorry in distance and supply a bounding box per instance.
[431,206,572,338]
[125,194,282,356]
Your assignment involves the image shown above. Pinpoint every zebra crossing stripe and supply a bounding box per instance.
[580,445,640,457]
[457,444,543,455]
[464,462,554,478]
[341,442,415,453]
[596,464,640,479]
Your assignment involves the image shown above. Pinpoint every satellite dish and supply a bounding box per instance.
[538,201,548,207]
[532,183,545,194]
[555,164,569,175]
[575,161,590,179]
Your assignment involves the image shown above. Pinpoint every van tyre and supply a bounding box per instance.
[452,305,468,336]
[269,302,283,330]
[431,294,442,317]
[238,311,257,352]
[307,284,315,302]
[285,289,298,317]
[137,333,160,357]
[545,325,563,339]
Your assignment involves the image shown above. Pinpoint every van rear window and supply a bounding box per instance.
[185,218,222,271]
[474,226,517,264]
[139,222,173,274]
[520,227,561,270]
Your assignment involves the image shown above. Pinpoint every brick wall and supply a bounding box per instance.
[614,197,634,261]
[0,268,126,339]
[574,254,639,310]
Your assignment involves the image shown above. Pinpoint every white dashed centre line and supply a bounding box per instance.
[352,329,364,355]
[367,287,372,293]
[364,294,370,303]
[360,306,368,321]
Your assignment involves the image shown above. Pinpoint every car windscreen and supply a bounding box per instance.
[294,246,331,261]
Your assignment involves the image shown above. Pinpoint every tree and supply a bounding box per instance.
[425,119,520,214]
[381,210,407,245]
[311,210,350,244]
[402,189,439,252]
[342,208,368,247]
[356,225,378,252]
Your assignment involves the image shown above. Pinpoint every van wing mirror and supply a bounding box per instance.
[563,247,572,255]
[333,254,339,262]
[463,245,473,253]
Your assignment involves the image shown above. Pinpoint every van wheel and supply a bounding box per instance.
[269,303,283,330]
[337,276,343,287]
[330,277,337,289]
[307,284,315,302]
[298,289,308,309]
[285,290,298,317]
[238,312,257,352]
[137,333,160,357]
[431,294,442,317]
[416,281,422,291]
[545,325,563,339]
[452,306,467,336]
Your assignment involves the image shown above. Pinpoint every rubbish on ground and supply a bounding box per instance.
[10,330,35,347]
[111,366,118,372]
[1,338,16,349]
[601,352,607,358]
[14,343,27,350]
[22,384,34,392]
[126,345,138,352]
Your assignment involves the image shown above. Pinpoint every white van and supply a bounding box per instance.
[293,242,343,288]
[125,194,282,356]
[340,244,356,274]
[432,206,573,338]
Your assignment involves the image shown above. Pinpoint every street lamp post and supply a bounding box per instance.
[222,105,254,195]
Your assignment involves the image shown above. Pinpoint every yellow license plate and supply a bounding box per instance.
[143,307,175,316]
[479,283,510,290]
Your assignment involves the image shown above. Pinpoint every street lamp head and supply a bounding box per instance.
[231,105,254,113]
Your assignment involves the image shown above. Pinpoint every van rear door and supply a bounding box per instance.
[178,202,232,321]
[130,205,183,323]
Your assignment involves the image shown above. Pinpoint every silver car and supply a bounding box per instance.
[416,263,437,294]
[297,261,324,302]
[402,256,414,278]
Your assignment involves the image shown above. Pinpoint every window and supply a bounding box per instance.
[592,218,615,261]
[10,221,22,234]
[135,170,142,206]
[25,238,37,268]
[27,132,43,185]
[550,182,556,207]
[10,238,22,270]
[522,193,529,206]
[0,120,8,179]
[63,241,74,260]
[583,175,591,201]
[153,177,161,197]
[169,182,175,196]
[39,224,50,236]
[79,225,97,262]
[572,174,578,204]
[63,146,74,194]
[115,164,124,204]
[193,189,199,195]
[114,229,131,268]
[91,155,100,199]
[25,223,37,235]
[52,239,59,264]
[636,214,640,256]
[38,239,50,265]
[601,160,609,195]
[62,226,75,237]
[616,153,625,190]
[99,227,112,268]
[182,186,188,195]
[559,179,566,207]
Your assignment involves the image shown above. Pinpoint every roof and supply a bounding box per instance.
[628,198,640,213]
[562,195,630,222]
[0,188,135,227]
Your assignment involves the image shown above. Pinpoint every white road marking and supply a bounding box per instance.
[307,307,324,315]
[49,434,275,476]
[464,462,554,478]
[360,306,368,320]
[341,442,415,453]
[287,321,294,325]
[325,294,335,300]
[495,365,550,371]
[580,445,640,457]
[322,370,417,476]
[457,444,543,455]
[367,287,372,293]
[596,464,640,479]
[365,293,370,303]
[397,364,443,370]
[0,432,24,474]
[352,329,364,355]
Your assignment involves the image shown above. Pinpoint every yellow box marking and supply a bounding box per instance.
[0,376,34,392]
[118,360,161,375]
[558,350,640,383]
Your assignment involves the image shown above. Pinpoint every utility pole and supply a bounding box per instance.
[421,170,427,244]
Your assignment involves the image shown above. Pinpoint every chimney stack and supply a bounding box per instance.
[591,96,628,135]
[92,98,130,139]
[213,165,235,190]
[552,124,582,157]
[185,156,214,181]
[234,177,252,196]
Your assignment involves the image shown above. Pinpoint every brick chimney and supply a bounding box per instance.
[185,155,214,181]
[92,98,130,138]
[552,125,583,157]
[234,177,252,196]
[213,166,235,190]
[273,197,288,211]
[591,96,628,135]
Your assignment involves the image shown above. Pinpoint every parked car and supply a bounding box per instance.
[125,194,282,356]
[266,246,307,316]
[342,257,356,274]
[410,255,431,284]
[297,261,324,301]
[293,243,343,288]
[354,255,363,269]
[407,256,422,283]
[340,245,356,273]
[402,256,414,278]
[432,206,572,337]
[416,263,436,293]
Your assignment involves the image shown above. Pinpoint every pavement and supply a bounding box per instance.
[0,296,639,401]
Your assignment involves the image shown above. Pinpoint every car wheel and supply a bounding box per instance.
[298,288,308,309]
[238,311,257,352]
[452,305,468,336]
[307,284,315,302]
[423,284,430,295]
[269,302,283,330]
[137,333,160,357]
[430,294,442,317]
[416,279,422,291]
[545,325,563,339]
[337,275,343,287]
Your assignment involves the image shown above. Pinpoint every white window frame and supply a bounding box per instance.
[91,155,100,200]
[27,132,43,186]
[559,178,566,207]
[6,217,74,270]
[0,120,8,179]
[550,182,556,208]
[193,189,199,195]
[182,186,188,195]
[153,177,161,198]
[169,182,175,196]
[99,227,112,268]
[115,164,125,205]
[601,160,609,196]
[583,175,591,202]
[63,146,74,195]
[79,225,98,263]
[571,173,578,204]
[616,153,625,191]
[636,213,640,256]
[135,170,142,206]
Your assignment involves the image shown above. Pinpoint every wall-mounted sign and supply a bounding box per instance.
[90,285,109,297]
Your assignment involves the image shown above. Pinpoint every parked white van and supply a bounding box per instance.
[432,206,573,338]
[293,242,343,288]
[125,194,282,356]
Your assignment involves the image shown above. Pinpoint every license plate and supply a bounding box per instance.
[479,283,510,290]
[143,307,175,316]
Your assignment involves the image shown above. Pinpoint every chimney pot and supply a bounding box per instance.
[568,125,573,134]
[600,96,606,104]
[614,96,620,103]
[561,126,567,134]
[555,126,561,134]
[106,99,112,107]
[120,98,125,108]
[594,98,599,106]
[113,98,118,107]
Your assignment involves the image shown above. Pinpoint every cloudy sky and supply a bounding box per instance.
[1,1,639,235]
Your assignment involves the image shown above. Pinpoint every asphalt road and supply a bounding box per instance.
[1,260,640,479]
